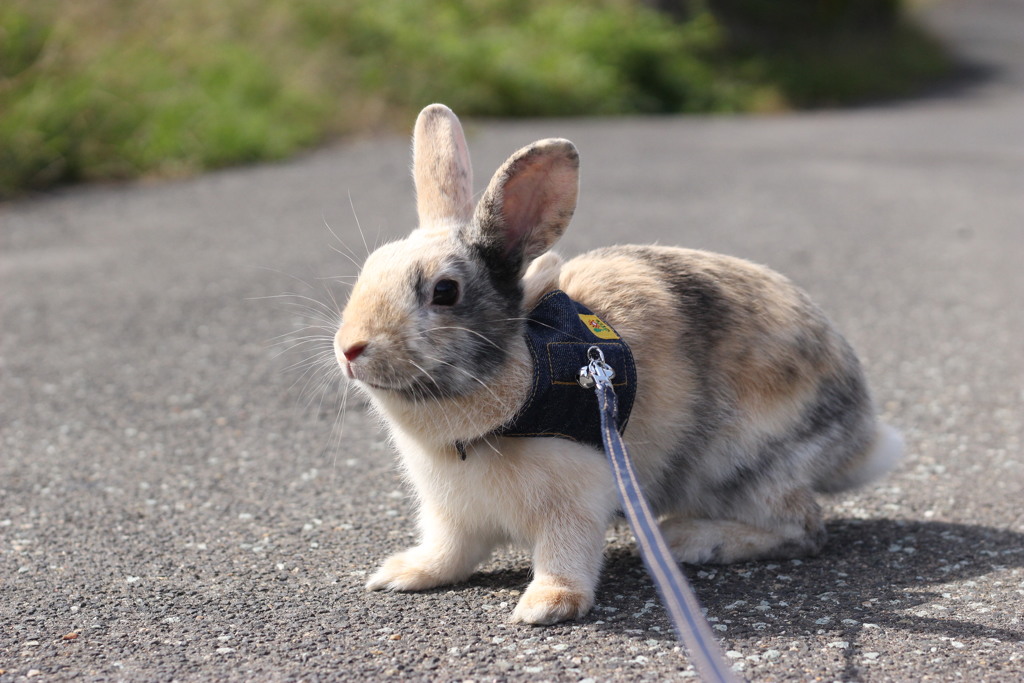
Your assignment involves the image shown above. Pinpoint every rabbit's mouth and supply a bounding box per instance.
[358,369,477,403]
[365,383,410,397]
[350,368,440,399]
[359,379,448,402]
[348,370,406,394]
[343,355,411,393]
[345,347,492,401]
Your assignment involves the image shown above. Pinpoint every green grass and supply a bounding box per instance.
[0,0,951,199]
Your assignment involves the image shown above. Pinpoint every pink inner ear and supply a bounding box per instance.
[475,137,578,264]
[499,154,577,259]
[501,167,549,255]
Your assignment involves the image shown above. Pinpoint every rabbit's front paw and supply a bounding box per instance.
[365,549,454,592]
[511,577,593,625]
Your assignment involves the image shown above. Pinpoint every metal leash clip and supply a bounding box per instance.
[577,346,615,389]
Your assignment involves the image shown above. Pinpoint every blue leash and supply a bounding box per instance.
[579,347,741,683]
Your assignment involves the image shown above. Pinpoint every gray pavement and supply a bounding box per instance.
[2,1,1023,680]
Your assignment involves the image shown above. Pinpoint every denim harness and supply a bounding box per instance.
[491,289,637,449]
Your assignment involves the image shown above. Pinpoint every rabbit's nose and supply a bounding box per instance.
[343,341,368,362]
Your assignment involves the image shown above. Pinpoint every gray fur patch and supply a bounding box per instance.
[399,246,523,401]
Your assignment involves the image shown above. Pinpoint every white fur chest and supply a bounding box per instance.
[386,420,617,547]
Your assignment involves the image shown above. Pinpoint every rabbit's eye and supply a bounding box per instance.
[431,279,459,306]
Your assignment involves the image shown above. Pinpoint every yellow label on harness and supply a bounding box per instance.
[579,314,619,340]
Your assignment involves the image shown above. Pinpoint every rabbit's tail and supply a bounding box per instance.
[815,423,904,494]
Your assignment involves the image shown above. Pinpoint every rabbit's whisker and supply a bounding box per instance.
[423,354,506,406]
[348,190,372,258]
[420,325,506,353]
[501,316,589,344]
[323,212,365,272]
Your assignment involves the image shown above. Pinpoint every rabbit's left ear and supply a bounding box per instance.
[413,104,474,228]
[471,138,579,273]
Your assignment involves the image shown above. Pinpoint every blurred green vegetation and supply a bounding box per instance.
[0,0,951,198]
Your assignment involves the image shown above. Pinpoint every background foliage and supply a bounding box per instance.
[0,0,950,198]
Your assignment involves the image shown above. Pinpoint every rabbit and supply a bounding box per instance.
[334,103,903,625]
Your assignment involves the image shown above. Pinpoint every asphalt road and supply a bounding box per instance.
[2,1,1023,681]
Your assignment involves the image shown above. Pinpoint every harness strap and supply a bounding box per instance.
[582,347,741,683]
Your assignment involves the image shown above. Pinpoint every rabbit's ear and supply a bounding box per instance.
[413,104,474,228]
[472,139,579,272]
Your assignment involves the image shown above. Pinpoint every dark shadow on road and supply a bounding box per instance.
[585,519,1023,668]
[456,518,1023,670]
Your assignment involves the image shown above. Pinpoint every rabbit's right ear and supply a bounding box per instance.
[471,138,579,276]
[413,104,474,229]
